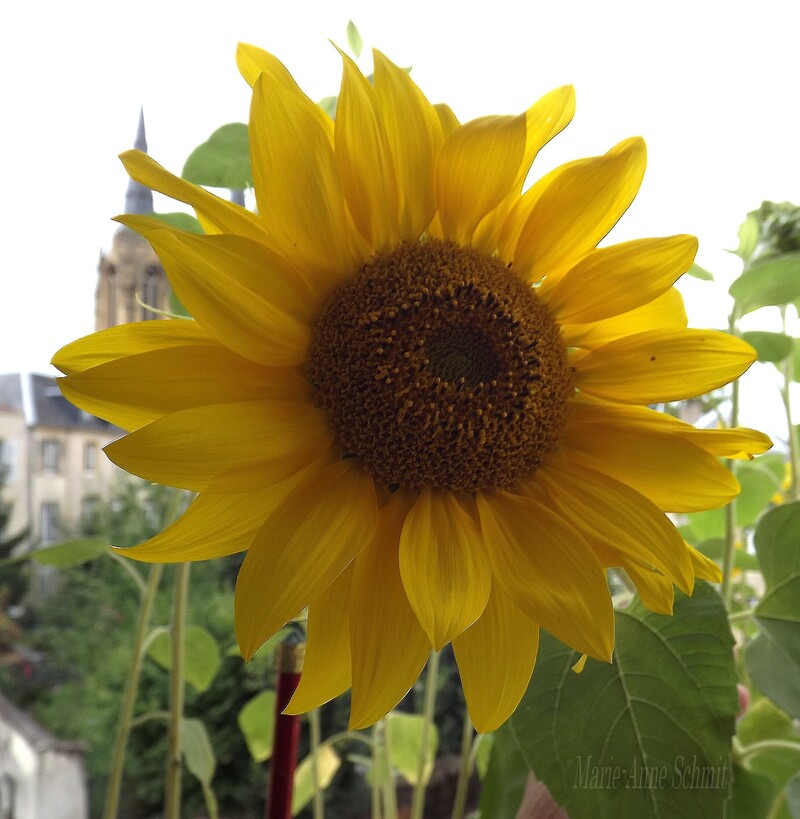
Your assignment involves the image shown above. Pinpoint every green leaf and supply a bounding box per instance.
[291,745,340,816]
[737,461,783,528]
[734,213,760,261]
[744,740,800,791]
[746,503,800,718]
[346,20,363,59]
[145,211,203,234]
[318,95,338,118]
[29,538,109,568]
[237,689,276,762]
[147,625,221,692]
[737,698,796,746]
[182,123,252,190]
[688,537,759,572]
[385,711,438,786]
[474,731,495,779]
[741,331,794,364]
[729,764,776,818]
[729,252,800,314]
[787,775,800,819]
[478,720,527,819]
[182,717,216,786]
[686,262,714,281]
[510,582,737,818]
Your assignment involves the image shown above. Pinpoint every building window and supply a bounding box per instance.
[81,494,101,534]
[40,502,60,544]
[84,441,98,473]
[41,439,61,473]
[142,266,160,319]
[0,438,17,482]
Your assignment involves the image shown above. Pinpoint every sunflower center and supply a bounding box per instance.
[309,239,572,493]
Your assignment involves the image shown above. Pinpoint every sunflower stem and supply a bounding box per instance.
[411,650,440,819]
[102,563,164,819]
[375,717,398,819]
[371,723,382,819]
[722,312,742,609]
[164,561,191,819]
[309,707,325,819]
[450,709,474,819]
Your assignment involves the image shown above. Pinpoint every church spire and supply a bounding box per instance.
[124,108,154,215]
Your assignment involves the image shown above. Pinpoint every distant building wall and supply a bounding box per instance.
[0,692,88,819]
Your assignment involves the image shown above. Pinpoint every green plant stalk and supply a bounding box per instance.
[379,717,398,819]
[411,650,440,819]
[164,561,191,819]
[721,313,742,609]
[371,723,382,819]
[102,563,164,819]
[735,738,800,764]
[450,710,474,819]
[309,707,325,819]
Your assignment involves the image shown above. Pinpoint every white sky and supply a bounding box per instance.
[2,0,798,436]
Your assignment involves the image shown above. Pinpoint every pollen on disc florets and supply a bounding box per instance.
[309,239,573,493]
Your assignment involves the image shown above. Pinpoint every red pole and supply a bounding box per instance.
[266,638,305,819]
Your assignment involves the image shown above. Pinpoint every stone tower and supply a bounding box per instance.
[94,111,171,330]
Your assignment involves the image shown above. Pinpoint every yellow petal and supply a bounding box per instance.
[334,49,400,251]
[399,491,490,650]
[116,484,292,563]
[540,235,698,323]
[574,329,756,403]
[235,459,378,659]
[569,394,772,459]
[235,43,334,136]
[118,218,317,366]
[349,490,431,729]
[560,418,740,512]
[58,345,310,431]
[285,564,353,714]
[434,103,460,136]
[373,50,444,240]
[686,544,723,583]
[435,113,526,246]
[513,137,647,283]
[250,72,362,283]
[562,288,687,348]
[105,401,332,492]
[534,455,693,594]
[452,584,539,733]
[473,85,576,253]
[623,563,675,615]
[476,490,614,661]
[118,150,269,242]
[52,319,212,376]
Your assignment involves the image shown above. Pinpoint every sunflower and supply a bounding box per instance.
[53,45,770,733]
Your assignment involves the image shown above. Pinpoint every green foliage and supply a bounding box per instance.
[182,123,252,190]
[346,20,363,59]
[237,689,277,762]
[478,720,528,818]
[147,624,222,693]
[507,583,737,818]
[385,711,438,786]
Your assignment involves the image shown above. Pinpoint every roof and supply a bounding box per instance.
[0,374,115,432]
[0,690,86,755]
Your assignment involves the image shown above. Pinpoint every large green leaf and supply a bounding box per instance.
[291,745,340,816]
[741,331,794,364]
[28,538,109,568]
[147,625,221,692]
[182,123,252,190]
[729,252,800,314]
[478,720,528,819]
[729,764,776,818]
[182,718,219,819]
[746,503,800,719]
[237,689,276,762]
[385,711,438,786]
[510,583,737,818]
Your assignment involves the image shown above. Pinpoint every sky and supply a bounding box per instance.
[1,0,798,434]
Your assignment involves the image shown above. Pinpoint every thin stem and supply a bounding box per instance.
[411,650,440,819]
[164,561,191,819]
[309,707,325,819]
[107,549,147,596]
[450,710,474,819]
[736,738,800,764]
[722,310,742,609]
[379,718,398,819]
[102,563,164,819]
[371,723,382,819]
